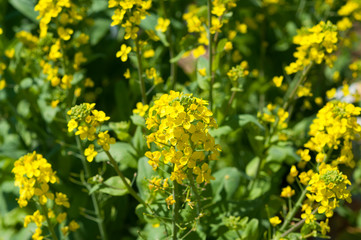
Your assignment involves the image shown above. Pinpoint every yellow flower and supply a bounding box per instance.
[84,144,98,162]
[198,68,206,77]
[144,49,155,58]
[124,68,131,79]
[133,102,149,117]
[156,17,170,32]
[0,79,6,90]
[237,23,247,33]
[224,41,233,51]
[97,131,116,151]
[56,212,67,223]
[192,45,206,59]
[272,76,283,87]
[74,52,87,70]
[116,44,132,62]
[165,195,176,208]
[5,48,15,58]
[75,126,97,141]
[67,119,78,132]
[57,27,74,41]
[55,192,70,208]
[51,100,59,108]
[69,220,80,231]
[280,186,295,198]
[269,216,282,227]
[0,27,2,35]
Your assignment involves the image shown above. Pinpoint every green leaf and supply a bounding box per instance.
[212,167,244,201]
[238,114,265,155]
[99,176,130,196]
[9,0,37,21]
[136,156,154,200]
[130,114,145,127]
[197,56,209,90]
[242,218,258,239]
[90,19,111,45]
[131,125,146,155]
[170,50,185,63]
[95,142,137,169]
[264,145,299,172]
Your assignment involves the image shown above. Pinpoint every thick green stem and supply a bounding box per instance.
[279,187,308,232]
[135,38,147,104]
[75,136,108,240]
[40,204,58,240]
[172,181,181,240]
[187,171,201,215]
[207,0,214,110]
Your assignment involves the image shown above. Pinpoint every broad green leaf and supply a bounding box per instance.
[136,156,155,199]
[9,0,37,21]
[99,176,130,196]
[242,218,258,239]
[95,142,137,169]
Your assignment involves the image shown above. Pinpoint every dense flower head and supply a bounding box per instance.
[67,103,115,161]
[13,152,78,239]
[285,21,338,75]
[227,61,249,81]
[12,152,58,208]
[304,101,361,167]
[301,163,351,220]
[145,91,221,185]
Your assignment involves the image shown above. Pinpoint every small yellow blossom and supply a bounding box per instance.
[156,17,170,32]
[116,44,132,62]
[224,41,233,51]
[0,79,6,90]
[198,68,206,76]
[124,68,131,79]
[280,186,295,198]
[84,144,98,162]
[144,49,155,58]
[5,48,15,58]
[272,76,283,87]
[192,45,206,59]
[269,216,282,227]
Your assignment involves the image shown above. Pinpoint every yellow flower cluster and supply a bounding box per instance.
[300,163,351,226]
[338,0,361,20]
[108,0,151,39]
[182,1,236,57]
[16,31,39,49]
[285,21,338,75]
[145,91,221,185]
[302,101,361,167]
[12,152,78,240]
[259,104,289,130]
[227,61,249,81]
[146,67,164,85]
[67,103,115,162]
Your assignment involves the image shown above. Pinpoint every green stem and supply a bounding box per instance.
[40,204,58,240]
[135,38,147,104]
[279,186,308,232]
[187,171,201,215]
[75,136,108,240]
[207,0,214,110]
[279,208,317,239]
[105,150,169,234]
[105,151,146,206]
[172,181,181,240]
[283,63,313,110]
